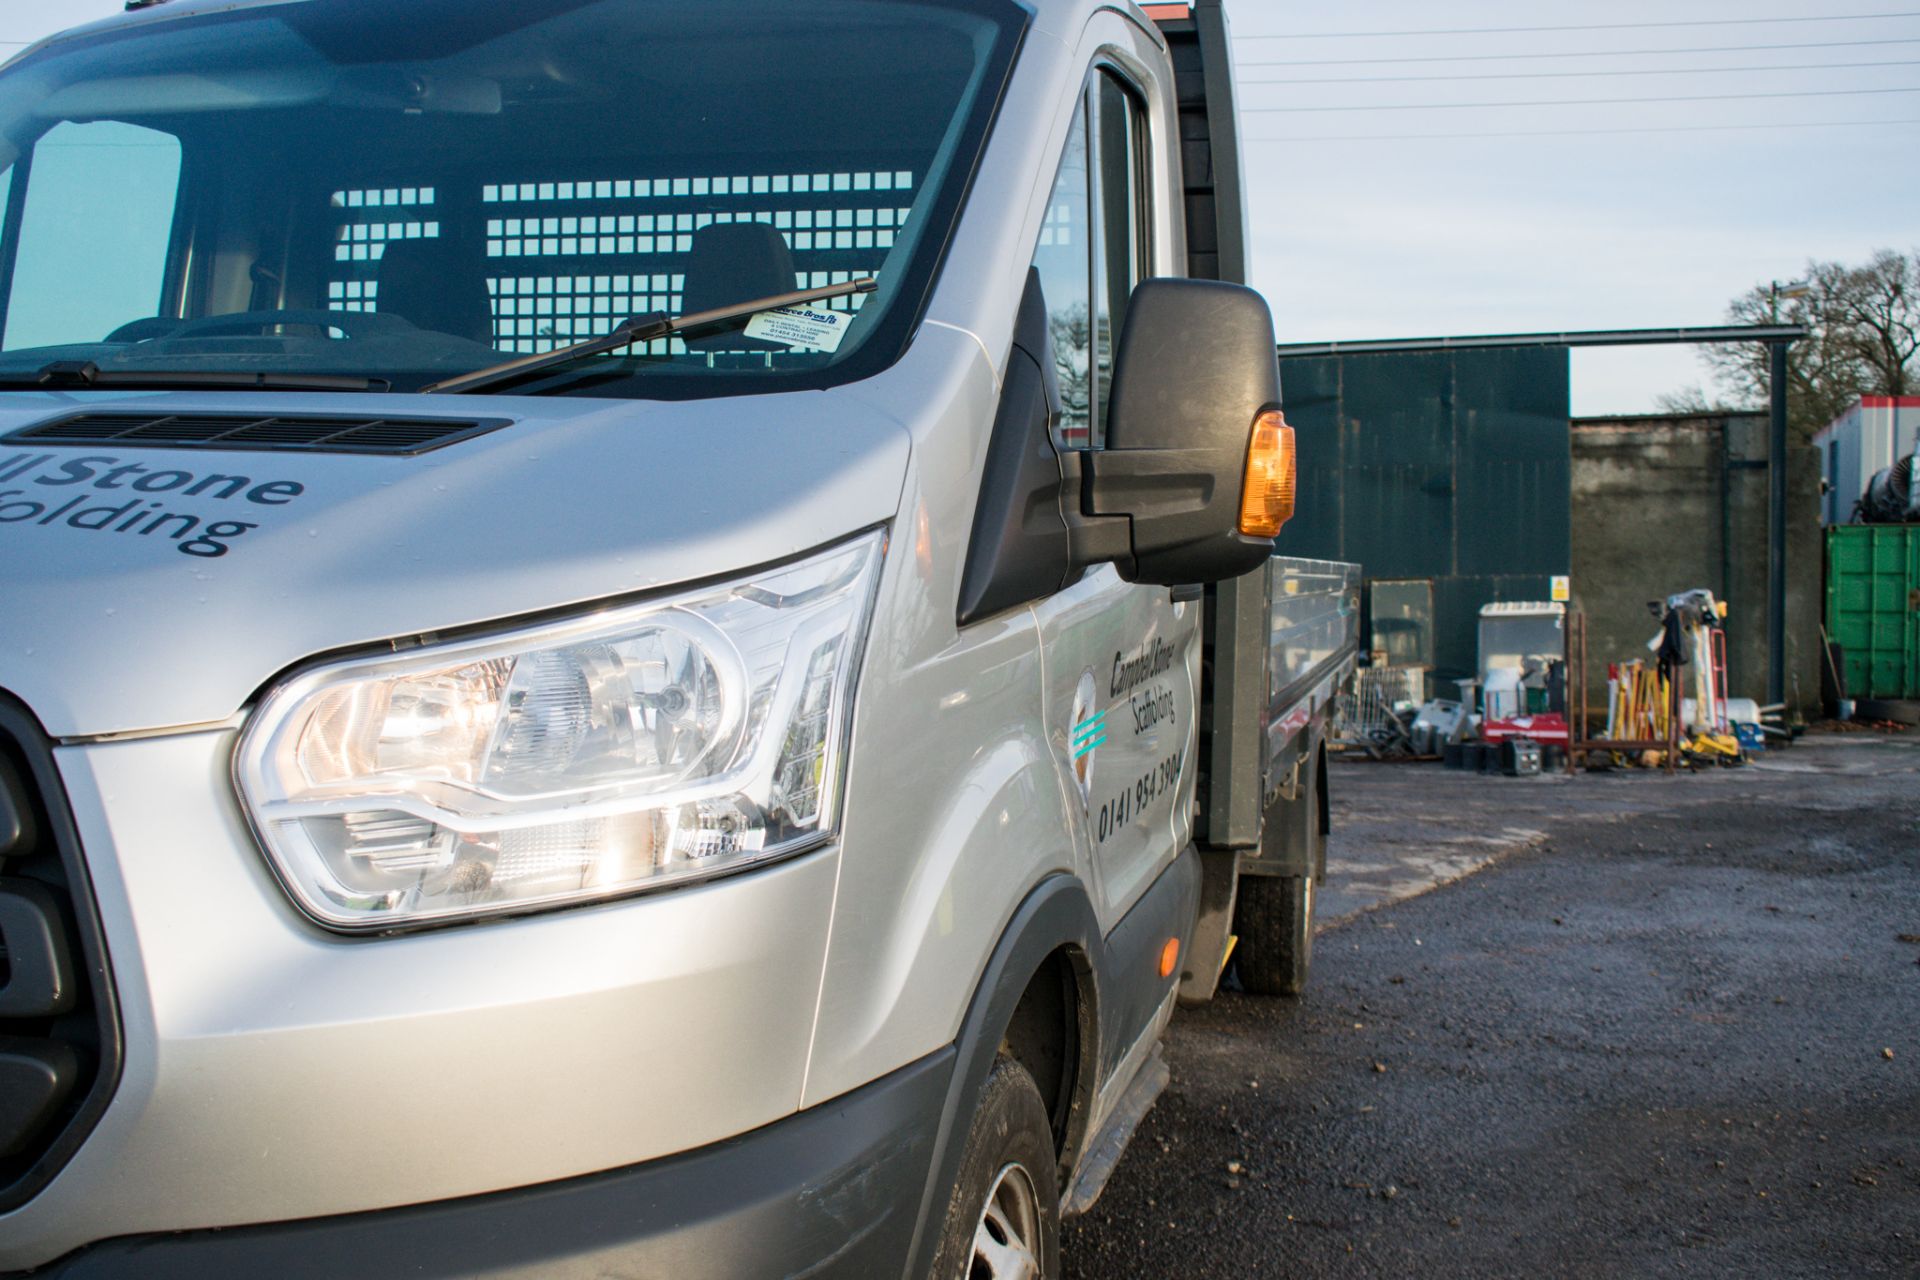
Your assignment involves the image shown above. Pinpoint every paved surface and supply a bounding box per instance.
[1065,731,1920,1278]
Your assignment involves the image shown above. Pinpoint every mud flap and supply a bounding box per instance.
[1177,847,1239,1005]
[1240,746,1319,880]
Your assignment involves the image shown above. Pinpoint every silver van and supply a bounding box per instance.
[0,2,1356,1275]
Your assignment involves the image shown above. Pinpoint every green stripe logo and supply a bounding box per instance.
[1072,710,1108,759]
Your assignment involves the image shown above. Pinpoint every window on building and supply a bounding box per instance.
[1369,579,1435,670]
[1828,439,1841,524]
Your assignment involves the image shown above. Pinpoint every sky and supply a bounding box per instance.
[1229,1,1920,415]
[6,0,1918,416]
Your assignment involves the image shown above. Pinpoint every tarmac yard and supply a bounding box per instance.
[1065,731,1920,1278]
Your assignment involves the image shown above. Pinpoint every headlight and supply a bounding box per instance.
[235,532,885,931]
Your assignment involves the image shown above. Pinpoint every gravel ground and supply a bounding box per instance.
[1064,731,1920,1278]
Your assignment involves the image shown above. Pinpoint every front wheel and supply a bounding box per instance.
[1233,873,1315,996]
[930,1057,1060,1280]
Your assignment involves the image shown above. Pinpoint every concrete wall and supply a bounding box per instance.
[1570,413,1822,718]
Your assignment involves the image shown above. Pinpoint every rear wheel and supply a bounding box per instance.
[1235,778,1321,996]
[931,1057,1060,1280]
[1233,872,1315,996]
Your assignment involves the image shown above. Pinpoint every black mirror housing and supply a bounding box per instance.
[957,274,1285,627]
[1083,277,1282,586]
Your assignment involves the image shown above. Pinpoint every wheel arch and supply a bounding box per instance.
[900,874,1103,1280]
[1000,944,1098,1188]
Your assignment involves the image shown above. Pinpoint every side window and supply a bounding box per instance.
[2,122,182,350]
[1031,104,1092,448]
[1092,73,1147,441]
[1030,70,1150,451]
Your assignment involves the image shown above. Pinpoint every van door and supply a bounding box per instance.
[1031,69,1200,932]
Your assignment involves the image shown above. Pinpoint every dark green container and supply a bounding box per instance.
[1825,526,1920,700]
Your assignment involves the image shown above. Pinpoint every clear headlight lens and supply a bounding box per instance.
[235,532,884,930]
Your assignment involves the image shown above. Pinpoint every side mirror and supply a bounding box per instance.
[957,273,1296,626]
[1082,277,1292,586]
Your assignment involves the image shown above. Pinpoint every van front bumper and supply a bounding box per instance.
[29,1048,952,1279]
[0,729,851,1272]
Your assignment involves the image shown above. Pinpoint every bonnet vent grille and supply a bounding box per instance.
[3,412,508,456]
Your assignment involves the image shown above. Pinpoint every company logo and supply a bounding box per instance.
[1109,633,1189,699]
[0,451,306,558]
[1069,669,1103,807]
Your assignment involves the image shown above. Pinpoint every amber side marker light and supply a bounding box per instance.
[1159,937,1181,979]
[1239,410,1296,538]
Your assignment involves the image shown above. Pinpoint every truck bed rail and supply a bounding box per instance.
[1266,559,1361,776]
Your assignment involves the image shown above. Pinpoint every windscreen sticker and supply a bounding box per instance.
[0,451,306,558]
[742,304,851,352]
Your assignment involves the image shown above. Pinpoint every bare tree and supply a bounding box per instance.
[1652,384,1751,417]
[1050,304,1092,437]
[1827,249,1919,398]
[1689,248,1920,445]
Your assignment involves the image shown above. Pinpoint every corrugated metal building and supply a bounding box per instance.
[1275,347,1571,690]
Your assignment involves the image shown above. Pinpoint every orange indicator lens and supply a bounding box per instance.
[1159,937,1181,979]
[1239,410,1296,538]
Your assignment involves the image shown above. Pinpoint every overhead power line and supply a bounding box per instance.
[1237,37,1920,69]
[1251,118,1920,143]
[1243,58,1920,86]
[1239,12,1920,41]
[1241,85,1920,113]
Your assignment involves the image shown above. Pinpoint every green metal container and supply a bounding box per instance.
[1825,525,1920,700]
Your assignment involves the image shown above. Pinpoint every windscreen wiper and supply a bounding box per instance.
[419,277,878,396]
[0,362,389,393]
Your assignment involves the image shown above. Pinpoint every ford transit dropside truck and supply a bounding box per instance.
[0,1,1359,1275]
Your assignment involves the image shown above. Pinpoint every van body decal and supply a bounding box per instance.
[0,451,307,558]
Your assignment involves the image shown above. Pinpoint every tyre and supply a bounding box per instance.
[930,1057,1060,1280]
[1234,770,1322,997]
[1232,872,1314,996]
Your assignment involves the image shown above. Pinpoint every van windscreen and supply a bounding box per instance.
[0,0,1023,398]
